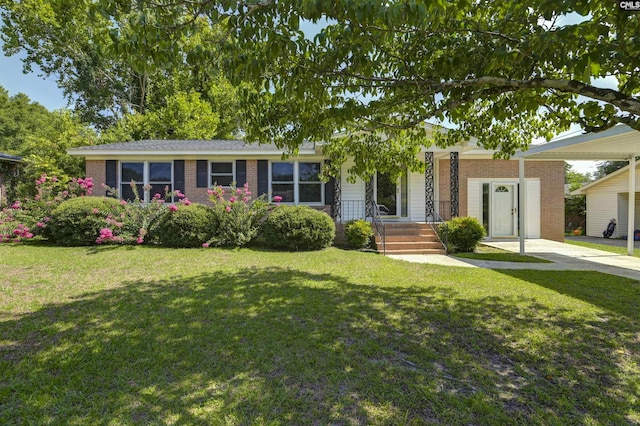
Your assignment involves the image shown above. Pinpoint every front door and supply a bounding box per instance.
[491,183,517,237]
[376,172,408,217]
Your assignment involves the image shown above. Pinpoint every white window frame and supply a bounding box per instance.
[209,161,236,188]
[269,161,324,205]
[119,161,174,203]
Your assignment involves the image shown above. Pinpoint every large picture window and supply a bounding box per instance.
[211,162,234,187]
[298,162,322,203]
[120,162,144,202]
[271,161,323,204]
[120,161,173,202]
[271,162,295,202]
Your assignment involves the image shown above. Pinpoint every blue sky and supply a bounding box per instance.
[0,41,67,110]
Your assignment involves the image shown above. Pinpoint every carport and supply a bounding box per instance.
[514,124,639,256]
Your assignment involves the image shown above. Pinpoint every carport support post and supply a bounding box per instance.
[519,156,525,255]
[627,154,636,256]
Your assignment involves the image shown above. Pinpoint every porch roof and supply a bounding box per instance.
[514,125,639,161]
[513,124,640,256]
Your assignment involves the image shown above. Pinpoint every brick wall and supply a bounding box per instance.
[439,159,565,241]
[86,160,107,196]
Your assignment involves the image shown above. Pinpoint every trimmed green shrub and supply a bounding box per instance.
[154,204,217,248]
[440,216,486,253]
[344,219,374,249]
[261,205,335,251]
[48,196,126,246]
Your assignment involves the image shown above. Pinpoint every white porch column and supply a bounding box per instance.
[519,156,526,255]
[627,154,636,256]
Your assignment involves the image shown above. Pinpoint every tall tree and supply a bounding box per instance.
[0,86,96,192]
[0,1,241,134]
[594,161,628,179]
[87,0,639,177]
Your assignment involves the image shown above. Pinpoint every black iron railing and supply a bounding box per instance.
[369,200,386,255]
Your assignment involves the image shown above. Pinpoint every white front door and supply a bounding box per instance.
[492,183,517,237]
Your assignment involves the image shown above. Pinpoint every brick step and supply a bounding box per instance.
[377,234,440,243]
[382,248,447,255]
[382,228,436,236]
[382,222,432,229]
[380,241,445,250]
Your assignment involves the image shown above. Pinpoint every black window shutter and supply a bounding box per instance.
[257,160,269,196]
[325,176,335,205]
[174,160,185,194]
[236,160,247,187]
[196,160,208,188]
[105,160,117,197]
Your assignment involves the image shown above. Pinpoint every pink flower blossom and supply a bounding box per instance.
[36,222,45,228]
[242,197,248,202]
[229,196,236,203]
[169,204,178,212]
[225,206,231,213]
[202,243,210,248]
[92,208,99,214]
[273,196,283,202]
[10,201,21,209]
[182,199,192,206]
[136,237,144,244]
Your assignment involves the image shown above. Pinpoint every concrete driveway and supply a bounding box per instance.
[389,239,640,281]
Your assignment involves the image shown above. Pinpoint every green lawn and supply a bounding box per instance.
[567,238,640,257]
[452,244,551,263]
[1,243,638,425]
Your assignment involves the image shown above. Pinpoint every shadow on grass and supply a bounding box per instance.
[1,267,638,424]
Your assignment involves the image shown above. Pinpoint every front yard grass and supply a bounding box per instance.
[1,243,638,424]
[452,244,551,263]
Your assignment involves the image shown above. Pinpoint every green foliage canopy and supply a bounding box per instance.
[79,0,640,178]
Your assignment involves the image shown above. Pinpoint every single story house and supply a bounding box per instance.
[68,137,565,244]
[0,152,23,206]
[571,162,640,239]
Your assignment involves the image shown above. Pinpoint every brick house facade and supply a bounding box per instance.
[70,139,565,242]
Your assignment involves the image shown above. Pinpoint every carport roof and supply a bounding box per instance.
[515,125,639,161]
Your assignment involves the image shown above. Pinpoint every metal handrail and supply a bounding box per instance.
[428,210,448,254]
[369,201,386,255]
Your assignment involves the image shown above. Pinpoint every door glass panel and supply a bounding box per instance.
[376,173,397,216]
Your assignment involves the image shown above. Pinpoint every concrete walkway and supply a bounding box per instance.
[388,239,640,281]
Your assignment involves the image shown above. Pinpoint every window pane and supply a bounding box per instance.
[272,184,294,202]
[299,163,320,182]
[272,162,294,181]
[211,175,234,187]
[211,162,233,174]
[149,162,172,182]
[121,183,144,202]
[149,184,172,199]
[121,162,143,182]
[299,183,322,202]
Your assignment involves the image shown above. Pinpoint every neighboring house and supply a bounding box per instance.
[571,163,640,239]
[68,137,565,243]
[0,152,23,206]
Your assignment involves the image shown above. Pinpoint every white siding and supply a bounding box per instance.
[582,170,640,237]
[525,179,541,238]
[467,179,482,221]
[585,190,620,237]
[613,193,640,239]
[340,160,366,221]
[409,166,426,221]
